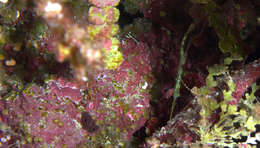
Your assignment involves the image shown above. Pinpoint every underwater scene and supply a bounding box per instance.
[0,0,260,147]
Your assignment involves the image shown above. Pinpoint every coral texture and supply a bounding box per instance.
[0,0,260,147]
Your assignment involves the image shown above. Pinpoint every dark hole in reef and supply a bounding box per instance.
[245,26,260,64]
[245,48,260,64]
[257,141,260,147]
[213,0,227,5]
[133,126,147,139]
[222,126,233,131]
[233,122,240,129]
[80,111,99,133]
[256,78,260,86]
[251,131,256,137]
[117,3,144,29]
[130,126,147,146]
[255,124,260,133]
[232,135,247,143]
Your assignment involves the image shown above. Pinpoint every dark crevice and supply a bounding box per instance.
[118,3,144,29]
[245,48,260,64]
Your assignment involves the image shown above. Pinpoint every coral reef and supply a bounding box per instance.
[0,0,260,147]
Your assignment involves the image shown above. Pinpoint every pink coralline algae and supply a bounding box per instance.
[84,39,154,145]
[0,39,154,147]
[0,77,86,147]
[89,0,120,8]
[146,100,201,147]
[88,6,120,25]
[231,59,260,105]
[1,0,260,147]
